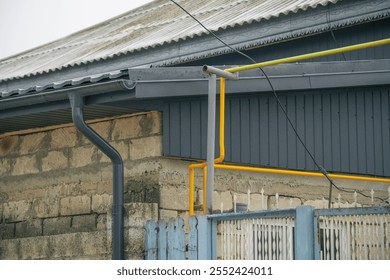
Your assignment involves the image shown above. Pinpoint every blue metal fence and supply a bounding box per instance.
[145,206,390,260]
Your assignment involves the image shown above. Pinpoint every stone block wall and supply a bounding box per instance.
[0,110,388,259]
[0,112,161,259]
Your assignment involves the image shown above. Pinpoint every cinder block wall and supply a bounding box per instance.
[0,111,161,259]
[0,111,388,259]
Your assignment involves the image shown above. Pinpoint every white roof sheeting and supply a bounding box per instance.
[0,0,339,81]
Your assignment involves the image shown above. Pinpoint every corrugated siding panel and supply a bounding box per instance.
[163,87,390,177]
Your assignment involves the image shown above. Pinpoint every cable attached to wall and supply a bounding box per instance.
[170,0,389,206]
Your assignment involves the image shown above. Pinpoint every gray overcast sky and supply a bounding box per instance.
[0,0,155,59]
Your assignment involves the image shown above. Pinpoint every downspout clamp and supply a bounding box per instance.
[68,93,124,260]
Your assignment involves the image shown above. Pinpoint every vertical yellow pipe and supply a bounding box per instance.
[202,166,207,213]
[189,167,195,216]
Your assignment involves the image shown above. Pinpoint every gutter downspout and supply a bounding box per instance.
[68,93,124,260]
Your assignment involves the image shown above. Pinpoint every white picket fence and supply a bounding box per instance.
[318,214,390,260]
[220,217,294,260]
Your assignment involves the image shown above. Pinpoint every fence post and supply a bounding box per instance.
[145,220,157,260]
[197,215,216,259]
[294,206,315,260]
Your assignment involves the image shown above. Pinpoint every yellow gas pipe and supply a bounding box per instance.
[189,38,390,215]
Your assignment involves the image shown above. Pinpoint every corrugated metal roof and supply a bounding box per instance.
[0,0,339,82]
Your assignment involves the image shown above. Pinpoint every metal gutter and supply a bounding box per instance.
[0,79,135,111]
[69,94,124,260]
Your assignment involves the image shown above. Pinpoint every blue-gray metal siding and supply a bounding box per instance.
[163,86,390,177]
[182,17,390,66]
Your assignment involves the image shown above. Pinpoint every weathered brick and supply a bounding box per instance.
[60,196,91,216]
[71,146,97,168]
[19,236,50,260]
[3,200,32,222]
[43,217,72,235]
[71,215,97,232]
[130,135,162,160]
[15,219,42,238]
[92,194,112,213]
[12,155,39,175]
[0,136,18,157]
[19,132,46,155]
[32,197,60,218]
[160,186,188,211]
[0,223,15,239]
[50,126,77,149]
[41,150,68,171]
[0,158,11,176]
[123,203,158,228]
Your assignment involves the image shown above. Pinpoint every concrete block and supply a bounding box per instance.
[304,199,330,209]
[130,135,162,160]
[80,231,109,256]
[97,214,107,231]
[12,155,39,175]
[0,136,18,157]
[138,111,161,137]
[268,196,301,209]
[213,191,233,212]
[100,141,129,163]
[112,116,142,140]
[124,227,145,260]
[50,127,77,149]
[71,146,98,168]
[159,209,178,221]
[41,151,68,171]
[0,158,11,176]
[92,194,112,214]
[32,197,60,218]
[123,203,158,228]
[3,200,32,222]
[43,217,72,235]
[0,223,15,239]
[112,112,161,141]
[88,121,111,142]
[0,239,20,259]
[19,236,50,260]
[71,214,97,232]
[19,132,46,155]
[49,233,82,259]
[160,186,189,211]
[15,219,43,238]
[60,196,91,216]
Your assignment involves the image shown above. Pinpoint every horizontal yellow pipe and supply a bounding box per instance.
[226,38,390,73]
[214,164,390,183]
[189,38,390,215]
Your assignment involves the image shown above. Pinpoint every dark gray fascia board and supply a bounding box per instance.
[133,60,390,98]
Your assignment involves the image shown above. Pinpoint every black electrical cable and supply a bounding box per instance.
[169,0,389,205]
